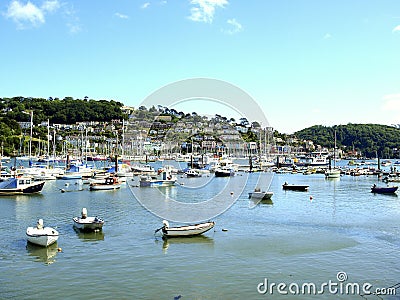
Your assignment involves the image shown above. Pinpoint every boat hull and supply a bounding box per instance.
[89,184,121,191]
[248,191,273,200]
[282,184,309,191]
[325,169,341,179]
[59,174,83,180]
[162,221,215,238]
[26,227,59,247]
[214,170,234,177]
[73,217,104,231]
[140,180,176,187]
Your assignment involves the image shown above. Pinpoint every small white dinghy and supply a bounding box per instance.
[26,219,59,247]
[73,208,104,232]
[156,220,215,238]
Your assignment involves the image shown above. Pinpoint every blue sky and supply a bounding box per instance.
[1,0,400,133]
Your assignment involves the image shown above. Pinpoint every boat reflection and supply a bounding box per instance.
[26,242,58,265]
[250,198,273,206]
[372,192,398,198]
[159,235,214,254]
[74,227,105,242]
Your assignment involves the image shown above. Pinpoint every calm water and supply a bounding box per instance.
[1,161,400,299]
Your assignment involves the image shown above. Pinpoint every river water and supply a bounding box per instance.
[0,160,399,299]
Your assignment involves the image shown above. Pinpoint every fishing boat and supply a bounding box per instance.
[26,219,59,247]
[371,184,398,194]
[73,208,104,231]
[156,220,215,238]
[282,182,309,191]
[248,188,274,200]
[89,176,121,191]
[139,169,177,187]
[0,177,45,195]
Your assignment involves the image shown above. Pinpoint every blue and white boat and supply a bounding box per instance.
[0,177,45,195]
[139,169,177,187]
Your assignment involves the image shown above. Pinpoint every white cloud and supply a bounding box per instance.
[392,25,400,33]
[382,94,400,110]
[63,4,81,34]
[5,0,45,29]
[141,2,150,9]
[115,12,129,19]
[5,0,60,29]
[323,33,332,40]
[222,18,242,35]
[41,0,60,13]
[188,0,228,23]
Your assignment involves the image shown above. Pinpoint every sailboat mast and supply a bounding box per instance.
[334,130,337,168]
[29,110,33,159]
[47,119,50,158]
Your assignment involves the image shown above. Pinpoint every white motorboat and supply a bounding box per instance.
[26,219,59,247]
[0,177,45,195]
[185,169,202,177]
[73,208,104,231]
[248,188,274,200]
[214,166,235,177]
[156,220,215,238]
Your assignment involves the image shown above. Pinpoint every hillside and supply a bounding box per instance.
[295,124,400,158]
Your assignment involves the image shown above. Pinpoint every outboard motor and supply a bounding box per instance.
[37,219,44,229]
[162,220,169,228]
[81,208,88,219]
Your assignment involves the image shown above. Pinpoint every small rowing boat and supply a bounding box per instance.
[155,220,215,238]
[282,182,309,191]
[371,184,398,194]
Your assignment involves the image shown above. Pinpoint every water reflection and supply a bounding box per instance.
[372,193,398,198]
[158,235,214,254]
[250,198,273,206]
[26,242,58,265]
[74,227,105,242]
